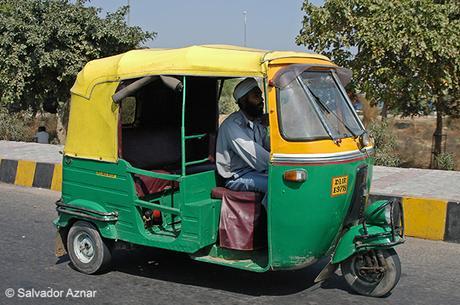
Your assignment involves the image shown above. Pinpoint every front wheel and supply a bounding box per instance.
[341,248,401,297]
[67,221,112,274]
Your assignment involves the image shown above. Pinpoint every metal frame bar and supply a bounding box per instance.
[56,207,118,222]
[135,199,181,216]
[185,133,207,140]
[263,77,268,113]
[126,164,181,181]
[181,76,187,176]
[56,200,118,217]
[185,157,209,167]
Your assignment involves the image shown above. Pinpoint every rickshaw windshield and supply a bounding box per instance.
[278,71,364,141]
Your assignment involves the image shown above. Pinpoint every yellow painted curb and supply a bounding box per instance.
[403,197,447,240]
[14,160,37,187]
[50,164,62,191]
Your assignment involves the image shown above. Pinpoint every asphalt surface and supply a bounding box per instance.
[0,183,459,305]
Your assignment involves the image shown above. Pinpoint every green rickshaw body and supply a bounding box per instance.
[267,157,374,270]
[55,158,221,254]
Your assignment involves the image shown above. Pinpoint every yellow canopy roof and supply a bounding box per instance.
[65,45,334,162]
[71,44,331,99]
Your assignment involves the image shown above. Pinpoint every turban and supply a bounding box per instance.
[233,78,258,101]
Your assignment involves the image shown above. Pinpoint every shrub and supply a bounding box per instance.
[435,152,455,171]
[368,119,400,167]
[0,109,31,141]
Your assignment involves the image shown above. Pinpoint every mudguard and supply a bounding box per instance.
[53,199,118,240]
[332,224,403,264]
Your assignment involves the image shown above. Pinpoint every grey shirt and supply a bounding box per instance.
[35,131,49,144]
[216,111,270,179]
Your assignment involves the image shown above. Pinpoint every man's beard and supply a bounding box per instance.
[242,102,263,118]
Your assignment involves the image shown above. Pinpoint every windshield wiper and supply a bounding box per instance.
[303,82,359,138]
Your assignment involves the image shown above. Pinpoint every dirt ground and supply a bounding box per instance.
[388,116,460,169]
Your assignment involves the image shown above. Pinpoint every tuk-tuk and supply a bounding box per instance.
[54,45,404,297]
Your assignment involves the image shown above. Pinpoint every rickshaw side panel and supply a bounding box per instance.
[268,158,372,270]
[57,157,220,253]
[65,82,119,163]
[59,157,137,239]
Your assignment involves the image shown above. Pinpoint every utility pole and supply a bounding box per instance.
[243,10,247,47]
[127,0,131,25]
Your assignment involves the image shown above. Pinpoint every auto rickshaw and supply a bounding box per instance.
[54,45,404,297]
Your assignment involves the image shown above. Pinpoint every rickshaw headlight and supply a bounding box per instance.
[364,200,392,225]
[384,204,392,224]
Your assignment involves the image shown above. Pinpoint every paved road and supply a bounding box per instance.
[0,183,459,305]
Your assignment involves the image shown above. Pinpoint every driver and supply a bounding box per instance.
[216,78,270,205]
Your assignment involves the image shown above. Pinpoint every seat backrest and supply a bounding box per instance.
[122,127,180,169]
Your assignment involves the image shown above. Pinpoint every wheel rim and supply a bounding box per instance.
[73,232,96,263]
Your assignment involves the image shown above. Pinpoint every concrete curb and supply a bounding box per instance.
[370,194,460,243]
[0,158,62,191]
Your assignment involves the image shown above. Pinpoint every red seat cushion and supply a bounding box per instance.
[134,170,178,198]
[211,187,262,201]
[213,187,265,251]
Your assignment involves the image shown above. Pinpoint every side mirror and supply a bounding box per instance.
[358,131,372,150]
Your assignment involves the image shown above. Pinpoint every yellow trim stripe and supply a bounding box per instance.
[14,160,36,187]
[402,197,448,241]
[51,164,62,192]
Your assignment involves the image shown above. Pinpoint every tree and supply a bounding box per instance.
[296,0,460,168]
[0,0,155,113]
[219,78,240,115]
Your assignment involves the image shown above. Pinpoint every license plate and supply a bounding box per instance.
[331,175,349,197]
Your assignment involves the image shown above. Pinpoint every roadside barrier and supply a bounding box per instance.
[370,195,459,243]
[0,158,62,191]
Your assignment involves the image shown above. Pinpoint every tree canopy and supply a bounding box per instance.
[296,0,460,117]
[0,0,155,113]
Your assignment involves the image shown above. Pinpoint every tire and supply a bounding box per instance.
[67,221,112,274]
[341,248,401,297]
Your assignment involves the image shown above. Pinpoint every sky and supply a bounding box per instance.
[87,0,324,51]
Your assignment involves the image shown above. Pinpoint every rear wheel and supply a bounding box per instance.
[341,248,401,297]
[67,221,112,274]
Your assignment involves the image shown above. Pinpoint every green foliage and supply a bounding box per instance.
[435,152,455,171]
[218,79,241,114]
[296,0,460,117]
[0,0,155,112]
[0,109,31,141]
[368,120,400,167]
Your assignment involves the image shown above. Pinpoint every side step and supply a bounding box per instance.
[190,245,269,272]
